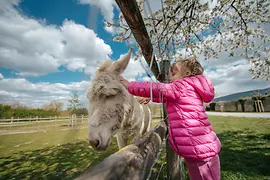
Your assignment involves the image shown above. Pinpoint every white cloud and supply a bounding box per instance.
[0,77,91,109]
[202,57,269,97]
[78,0,117,33]
[122,56,148,81]
[0,73,3,80]
[0,0,112,77]
[0,55,152,108]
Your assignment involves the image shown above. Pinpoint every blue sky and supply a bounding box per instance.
[15,0,128,83]
[0,0,269,109]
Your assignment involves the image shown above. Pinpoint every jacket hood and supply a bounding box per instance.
[183,75,215,103]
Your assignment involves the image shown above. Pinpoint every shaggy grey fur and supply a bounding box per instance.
[87,48,151,150]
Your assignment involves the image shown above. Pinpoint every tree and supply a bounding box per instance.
[67,89,81,114]
[75,108,88,116]
[10,101,28,109]
[108,0,270,80]
[42,101,64,112]
[0,104,14,118]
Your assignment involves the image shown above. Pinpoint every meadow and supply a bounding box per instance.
[0,116,269,180]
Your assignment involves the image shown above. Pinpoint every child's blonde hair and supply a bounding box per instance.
[172,57,204,78]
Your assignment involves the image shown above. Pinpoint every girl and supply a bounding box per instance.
[120,57,221,180]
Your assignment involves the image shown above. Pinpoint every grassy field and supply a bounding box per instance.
[0,116,269,180]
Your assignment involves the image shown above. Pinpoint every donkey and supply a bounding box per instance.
[87,48,151,151]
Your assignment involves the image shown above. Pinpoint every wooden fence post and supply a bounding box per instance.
[71,114,77,127]
[160,60,182,180]
[72,115,74,127]
[10,117,13,129]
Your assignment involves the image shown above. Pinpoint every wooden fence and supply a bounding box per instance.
[76,121,168,180]
[0,115,88,128]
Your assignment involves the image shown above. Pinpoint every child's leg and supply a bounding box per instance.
[185,154,220,180]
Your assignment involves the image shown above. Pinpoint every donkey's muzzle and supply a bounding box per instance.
[89,139,100,149]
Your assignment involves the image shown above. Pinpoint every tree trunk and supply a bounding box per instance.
[114,1,183,179]
[114,0,160,80]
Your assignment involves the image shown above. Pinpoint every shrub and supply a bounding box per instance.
[0,104,60,119]
[209,102,216,111]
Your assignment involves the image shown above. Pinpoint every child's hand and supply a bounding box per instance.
[138,97,150,104]
[119,76,129,88]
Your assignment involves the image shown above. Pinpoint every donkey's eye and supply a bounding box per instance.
[106,95,116,99]
[91,123,100,127]
[111,125,119,131]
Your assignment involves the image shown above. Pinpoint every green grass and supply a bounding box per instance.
[211,116,270,180]
[218,131,270,180]
[0,122,119,180]
[0,116,269,179]
[0,141,118,180]
[0,126,88,156]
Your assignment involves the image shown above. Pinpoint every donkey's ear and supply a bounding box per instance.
[111,47,133,74]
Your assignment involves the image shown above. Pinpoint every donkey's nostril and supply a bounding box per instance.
[89,139,100,149]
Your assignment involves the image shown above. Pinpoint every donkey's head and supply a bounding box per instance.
[87,48,132,150]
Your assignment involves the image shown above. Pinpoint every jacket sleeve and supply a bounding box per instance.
[127,81,182,102]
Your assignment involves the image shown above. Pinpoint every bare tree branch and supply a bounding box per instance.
[231,4,247,30]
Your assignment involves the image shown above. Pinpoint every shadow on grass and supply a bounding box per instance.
[218,130,270,179]
[0,131,269,180]
[149,130,270,180]
[0,139,118,180]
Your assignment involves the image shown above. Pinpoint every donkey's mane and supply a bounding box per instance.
[96,60,113,73]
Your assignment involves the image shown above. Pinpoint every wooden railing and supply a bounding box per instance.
[75,121,167,180]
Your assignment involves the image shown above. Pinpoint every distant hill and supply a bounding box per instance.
[213,87,270,102]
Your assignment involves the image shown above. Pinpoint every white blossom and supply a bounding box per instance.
[105,0,270,80]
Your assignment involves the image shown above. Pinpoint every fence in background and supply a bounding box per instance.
[0,115,88,129]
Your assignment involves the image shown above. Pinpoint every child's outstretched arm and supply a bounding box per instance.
[120,76,182,103]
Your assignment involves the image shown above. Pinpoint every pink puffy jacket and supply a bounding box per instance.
[128,75,221,160]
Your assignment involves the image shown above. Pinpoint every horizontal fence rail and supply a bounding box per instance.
[0,116,88,123]
[0,115,88,132]
[75,121,167,180]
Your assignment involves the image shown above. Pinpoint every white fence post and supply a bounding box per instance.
[10,117,13,129]
[71,114,77,127]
